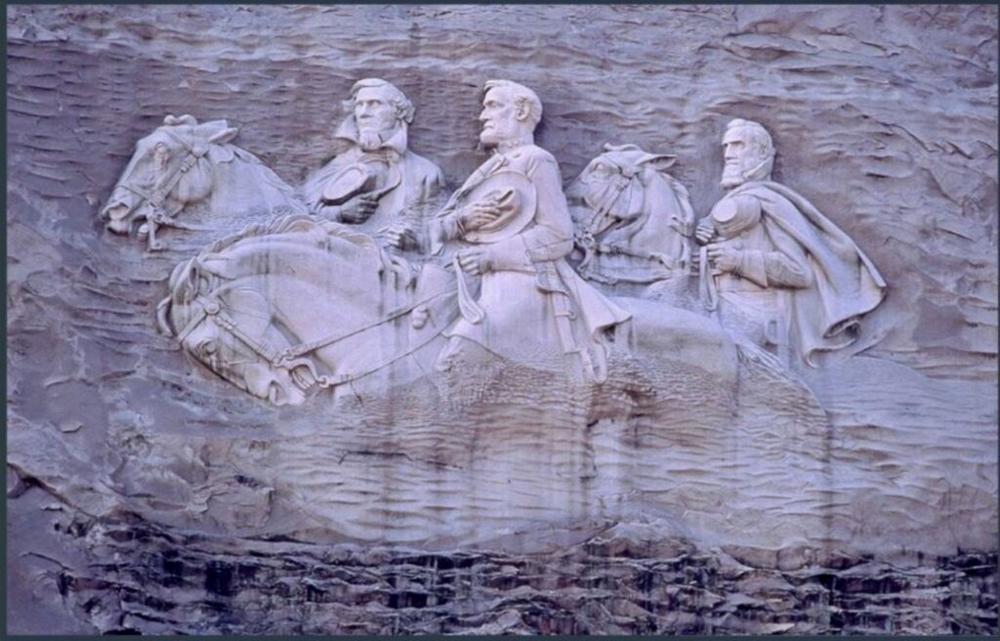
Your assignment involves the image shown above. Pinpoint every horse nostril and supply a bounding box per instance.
[102,202,130,221]
[105,209,134,234]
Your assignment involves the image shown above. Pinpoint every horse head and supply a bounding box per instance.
[568,143,696,282]
[157,248,308,406]
[100,114,239,248]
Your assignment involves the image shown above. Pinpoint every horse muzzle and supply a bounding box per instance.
[101,188,144,234]
[243,363,306,406]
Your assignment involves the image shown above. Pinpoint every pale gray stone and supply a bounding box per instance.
[6,3,996,635]
[100,115,306,250]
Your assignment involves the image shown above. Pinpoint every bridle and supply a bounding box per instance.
[577,163,639,272]
[116,128,211,250]
[174,286,457,395]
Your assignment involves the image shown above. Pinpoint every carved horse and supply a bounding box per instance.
[156,213,748,406]
[567,143,696,299]
[157,214,462,405]
[100,114,306,250]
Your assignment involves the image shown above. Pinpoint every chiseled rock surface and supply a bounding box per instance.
[22,510,1000,635]
[6,4,997,635]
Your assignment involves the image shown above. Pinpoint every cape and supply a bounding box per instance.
[728,181,887,365]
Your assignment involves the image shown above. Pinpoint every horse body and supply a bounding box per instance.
[101,114,305,250]
[158,212,743,406]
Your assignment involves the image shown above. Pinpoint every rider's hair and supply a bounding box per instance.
[484,80,543,130]
[347,78,415,125]
[725,118,774,162]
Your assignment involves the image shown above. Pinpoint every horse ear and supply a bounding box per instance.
[190,121,238,157]
[603,143,641,153]
[207,126,239,146]
[156,297,176,336]
[164,114,199,126]
[639,153,677,171]
[195,120,239,145]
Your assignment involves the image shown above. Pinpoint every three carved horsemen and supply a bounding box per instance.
[105,78,885,403]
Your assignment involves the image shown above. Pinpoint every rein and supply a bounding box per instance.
[177,286,458,392]
[119,129,212,250]
[578,172,634,272]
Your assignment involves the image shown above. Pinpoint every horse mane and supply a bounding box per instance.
[200,214,378,256]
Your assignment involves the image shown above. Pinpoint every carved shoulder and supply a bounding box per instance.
[407,151,446,188]
[511,145,559,179]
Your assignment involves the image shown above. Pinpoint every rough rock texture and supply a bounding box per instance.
[6,4,998,635]
[17,508,1000,636]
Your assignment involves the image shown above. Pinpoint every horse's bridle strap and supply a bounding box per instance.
[212,309,281,365]
[179,287,458,391]
[175,296,279,368]
[119,139,199,220]
[278,287,456,362]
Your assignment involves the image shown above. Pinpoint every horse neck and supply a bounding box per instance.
[208,150,299,214]
[631,173,689,250]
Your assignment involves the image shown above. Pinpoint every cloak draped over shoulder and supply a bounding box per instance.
[727,181,886,365]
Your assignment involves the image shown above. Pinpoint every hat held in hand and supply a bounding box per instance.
[461,171,537,243]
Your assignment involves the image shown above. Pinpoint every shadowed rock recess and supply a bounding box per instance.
[6,4,997,635]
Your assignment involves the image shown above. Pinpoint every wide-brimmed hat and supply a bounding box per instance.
[710,193,761,238]
[321,161,402,205]
[460,171,537,243]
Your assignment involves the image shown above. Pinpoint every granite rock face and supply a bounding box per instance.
[6,4,998,635]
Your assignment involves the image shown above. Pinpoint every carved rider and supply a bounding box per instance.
[696,118,886,365]
[302,78,444,233]
[421,80,632,381]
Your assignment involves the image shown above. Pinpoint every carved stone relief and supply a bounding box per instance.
[301,78,445,238]
[99,115,306,250]
[567,143,695,302]
[695,118,887,367]
[150,89,887,405]
[7,4,996,635]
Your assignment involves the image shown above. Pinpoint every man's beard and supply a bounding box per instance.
[357,122,399,151]
[720,161,746,189]
[479,124,501,148]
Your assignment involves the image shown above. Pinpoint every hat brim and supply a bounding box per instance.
[322,165,372,204]
[461,171,538,244]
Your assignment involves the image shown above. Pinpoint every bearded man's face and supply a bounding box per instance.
[720,128,764,188]
[354,86,397,136]
[478,86,523,147]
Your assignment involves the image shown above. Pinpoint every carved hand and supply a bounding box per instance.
[457,248,493,275]
[706,243,741,273]
[459,200,503,231]
[339,194,380,224]
[411,305,431,329]
[695,218,717,245]
[383,224,418,251]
